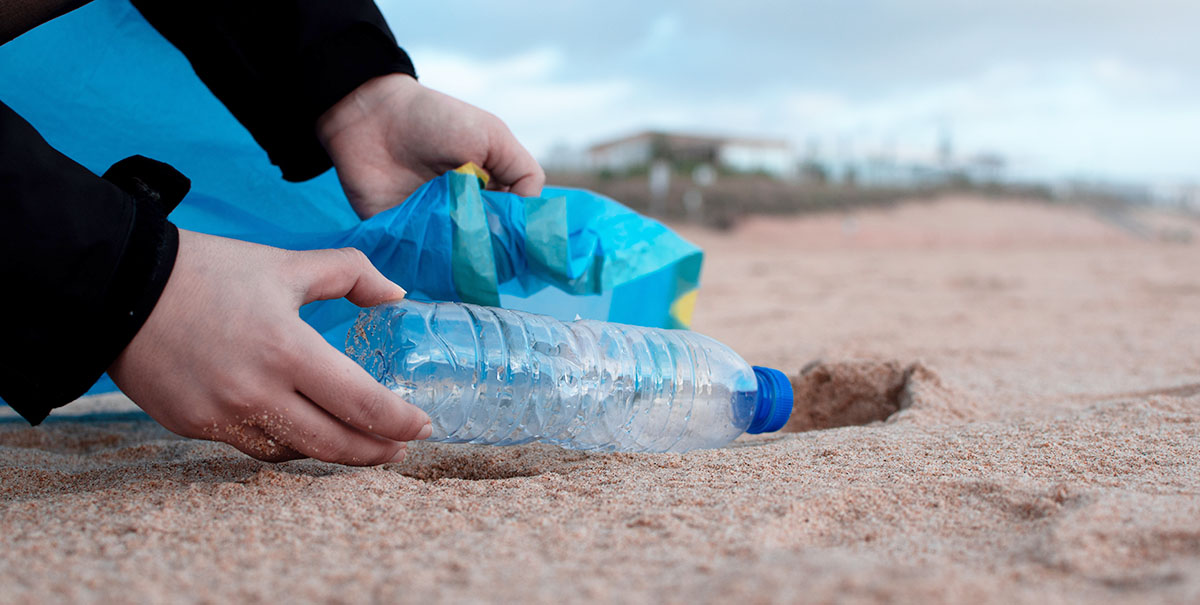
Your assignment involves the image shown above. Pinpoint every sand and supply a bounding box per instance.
[3,196,1200,604]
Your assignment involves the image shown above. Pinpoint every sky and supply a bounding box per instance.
[379,1,1198,185]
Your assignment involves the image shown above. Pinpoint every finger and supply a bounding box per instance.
[292,328,432,443]
[292,247,406,306]
[220,423,306,463]
[506,172,545,198]
[249,391,410,466]
[483,123,545,198]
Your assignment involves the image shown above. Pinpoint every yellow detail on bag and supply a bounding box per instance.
[670,289,698,328]
[453,162,490,187]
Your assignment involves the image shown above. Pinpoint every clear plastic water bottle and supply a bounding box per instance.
[347,300,793,453]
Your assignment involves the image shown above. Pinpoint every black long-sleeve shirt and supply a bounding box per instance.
[0,0,416,423]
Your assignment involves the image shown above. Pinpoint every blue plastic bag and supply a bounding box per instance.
[0,0,702,400]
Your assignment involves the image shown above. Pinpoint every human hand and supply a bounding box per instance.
[108,230,432,465]
[316,73,545,219]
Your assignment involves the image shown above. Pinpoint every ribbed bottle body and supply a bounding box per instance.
[348,300,759,453]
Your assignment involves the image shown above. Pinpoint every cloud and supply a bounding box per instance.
[414,48,565,97]
[407,43,1199,183]
[383,1,1200,183]
[407,46,637,154]
[631,13,683,58]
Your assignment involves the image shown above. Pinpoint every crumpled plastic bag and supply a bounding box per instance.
[0,0,702,399]
[261,165,703,346]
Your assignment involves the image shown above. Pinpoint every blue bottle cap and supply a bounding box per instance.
[747,366,794,434]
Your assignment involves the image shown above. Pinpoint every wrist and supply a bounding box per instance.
[316,73,419,151]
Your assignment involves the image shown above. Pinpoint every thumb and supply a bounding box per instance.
[293,247,406,306]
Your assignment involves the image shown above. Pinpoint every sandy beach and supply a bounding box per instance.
[3,196,1199,604]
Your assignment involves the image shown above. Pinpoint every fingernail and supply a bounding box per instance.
[389,448,407,463]
[379,283,407,304]
[416,422,432,440]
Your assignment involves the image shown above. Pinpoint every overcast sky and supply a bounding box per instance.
[379,1,1197,185]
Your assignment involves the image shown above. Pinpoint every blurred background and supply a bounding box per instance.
[383,0,1197,226]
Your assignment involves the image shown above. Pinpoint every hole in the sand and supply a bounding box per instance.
[781,360,917,432]
[391,443,588,481]
[397,459,541,482]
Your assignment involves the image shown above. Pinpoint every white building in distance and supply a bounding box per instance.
[587,131,795,178]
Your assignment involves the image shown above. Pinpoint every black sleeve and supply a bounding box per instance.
[0,101,180,424]
[130,0,418,182]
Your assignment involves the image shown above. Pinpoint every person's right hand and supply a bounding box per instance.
[316,74,545,219]
[108,230,432,465]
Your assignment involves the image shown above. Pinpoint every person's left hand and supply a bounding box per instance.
[317,73,545,219]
